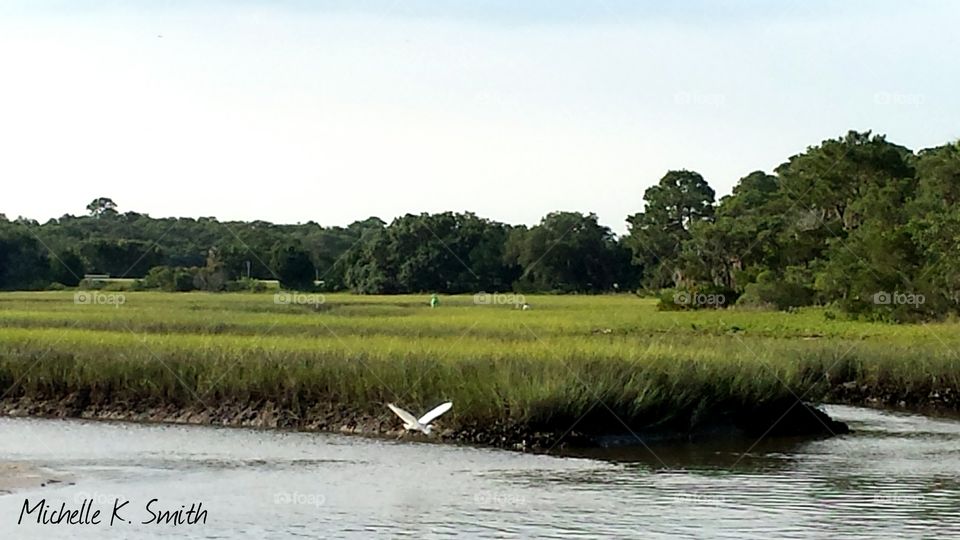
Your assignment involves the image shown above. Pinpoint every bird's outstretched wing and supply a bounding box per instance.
[418,401,453,425]
[387,403,420,427]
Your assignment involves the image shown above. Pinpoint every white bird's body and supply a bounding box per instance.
[387,402,452,435]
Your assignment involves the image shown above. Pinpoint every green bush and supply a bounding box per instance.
[102,281,130,292]
[192,267,227,292]
[144,266,199,292]
[225,277,268,293]
[658,285,738,311]
[737,272,813,311]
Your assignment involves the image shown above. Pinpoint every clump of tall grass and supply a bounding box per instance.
[0,292,957,434]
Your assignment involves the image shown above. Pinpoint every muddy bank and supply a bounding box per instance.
[0,463,73,495]
[0,393,850,450]
[826,382,959,413]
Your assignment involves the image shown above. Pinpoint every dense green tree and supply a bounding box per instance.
[79,239,165,277]
[776,131,914,233]
[507,212,627,292]
[302,217,385,291]
[86,197,118,218]
[49,250,85,286]
[715,171,786,281]
[625,170,715,288]
[907,142,960,312]
[0,227,50,290]
[773,131,918,316]
[343,212,518,294]
[342,229,397,294]
[270,241,315,290]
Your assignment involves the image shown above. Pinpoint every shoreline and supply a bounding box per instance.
[2,378,958,452]
[0,463,73,496]
[0,394,854,450]
[825,383,959,413]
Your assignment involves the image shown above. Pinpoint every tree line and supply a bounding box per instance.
[1,130,958,320]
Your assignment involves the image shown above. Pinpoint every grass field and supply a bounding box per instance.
[0,292,958,436]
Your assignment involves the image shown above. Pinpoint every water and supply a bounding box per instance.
[1,405,958,539]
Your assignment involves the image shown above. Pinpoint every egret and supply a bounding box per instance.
[386,401,452,435]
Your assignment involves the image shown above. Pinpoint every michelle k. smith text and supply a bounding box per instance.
[18,498,208,526]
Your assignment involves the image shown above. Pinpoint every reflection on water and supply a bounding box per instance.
[1,405,958,539]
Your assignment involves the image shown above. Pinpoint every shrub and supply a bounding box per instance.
[658,284,738,311]
[102,281,130,292]
[144,266,199,292]
[737,272,813,311]
[225,277,268,293]
[193,266,227,292]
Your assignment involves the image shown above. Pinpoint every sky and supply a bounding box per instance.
[1,0,958,234]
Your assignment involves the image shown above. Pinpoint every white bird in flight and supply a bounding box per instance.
[387,402,453,435]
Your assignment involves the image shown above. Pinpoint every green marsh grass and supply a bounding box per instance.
[0,292,957,432]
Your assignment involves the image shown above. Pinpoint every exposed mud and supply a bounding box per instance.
[825,382,960,417]
[0,392,854,451]
[0,462,73,495]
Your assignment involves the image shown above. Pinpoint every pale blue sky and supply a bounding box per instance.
[2,1,958,233]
